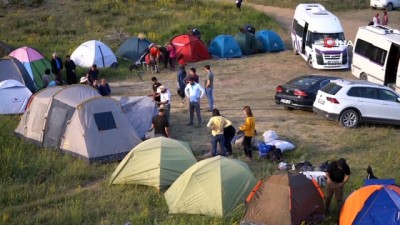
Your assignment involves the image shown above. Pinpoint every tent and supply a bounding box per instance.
[15,85,141,163]
[340,184,400,225]
[0,79,32,114]
[71,40,117,68]
[116,37,151,62]
[164,156,256,217]
[0,56,35,92]
[110,137,197,189]
[242,171,325,225]
[171,34,211,62]
[208,35,242,58]
[234,32,262,55]
[9,46,54,89]
[112,96,158,139]
[255,30,285,52]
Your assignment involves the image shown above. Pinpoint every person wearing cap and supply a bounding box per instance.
[86,64,99,85]
[325,158,351,215]
[151,108,170,138]
[184,76,205,127]
[79,76,89,85]
[157,85,171,122]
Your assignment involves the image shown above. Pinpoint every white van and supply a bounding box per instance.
[370,0,400,11]
[291,4,349,70]
[352,25,400,92]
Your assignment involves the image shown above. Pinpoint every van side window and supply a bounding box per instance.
[370,47,387,66]
[355,39,387,66]
[354,39,371,58]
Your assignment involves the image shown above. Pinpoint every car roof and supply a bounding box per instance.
[331,79,389,88]
[292,74,342,80]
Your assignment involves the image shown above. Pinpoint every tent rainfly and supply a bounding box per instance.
[71,40,117,68]
[0,79,32,114]
[0,56,35,92]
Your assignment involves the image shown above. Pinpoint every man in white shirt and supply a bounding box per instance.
[184,77,205,127]
[157,86,171,122]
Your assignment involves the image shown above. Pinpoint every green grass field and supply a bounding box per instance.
[1,0,400,225]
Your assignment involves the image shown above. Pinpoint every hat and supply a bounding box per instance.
[80,77,88,84]
[157,85,166,93]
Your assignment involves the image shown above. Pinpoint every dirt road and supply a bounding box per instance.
[110,4,400,160]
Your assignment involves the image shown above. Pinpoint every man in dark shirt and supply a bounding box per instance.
[51,52,63,85]
[151,108,170,138]
[98,79,111,96]
[184,67,199,84]
[86,64,99,85]
[149,76,162,103]
[64,55,77,85]
[325,158,351,215]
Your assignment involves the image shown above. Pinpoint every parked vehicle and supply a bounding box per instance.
[352,25,400,93]
[313,79,400,128]
[275,75,341,111]
[291,4,349,69]
[370,0,400,11]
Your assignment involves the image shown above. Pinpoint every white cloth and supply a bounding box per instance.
[160,89,171,105]
[184,83,205,102]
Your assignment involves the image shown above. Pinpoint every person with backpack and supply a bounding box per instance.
[207,109,232,157]
[325,158,351,216]
[239,105,255,161]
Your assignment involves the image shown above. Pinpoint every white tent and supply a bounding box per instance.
[15,85,142,163]
[0,79,32,114]
[71,40,117,68]
[112,96,158,139]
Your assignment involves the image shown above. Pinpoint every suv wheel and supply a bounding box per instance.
[340,109,359,128]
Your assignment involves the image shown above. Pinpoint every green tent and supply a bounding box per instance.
[164,156,257,217]
[109,137,197,189]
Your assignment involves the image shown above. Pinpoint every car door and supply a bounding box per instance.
[354,87,382,119]
[378,88,400,121]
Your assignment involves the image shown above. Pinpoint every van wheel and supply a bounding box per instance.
[387,3,393,11]
[340,109,359,128]
[292,42,298,55]
[307,56,313,68]
[360,73,368,80]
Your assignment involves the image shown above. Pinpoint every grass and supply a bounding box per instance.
[1,0,400,225]
[250,0,370,11]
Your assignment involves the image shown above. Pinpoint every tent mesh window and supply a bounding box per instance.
[94,112,117,131]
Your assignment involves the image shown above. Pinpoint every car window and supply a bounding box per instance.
[359,87,378,99]
[320,82,342,95]
[289,77,319,87]
[347,87,358,97]
[378,89,399,102]
[320,80,331,88]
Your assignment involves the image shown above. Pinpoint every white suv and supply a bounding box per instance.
[313,79,400,128]
[370,0,400,11]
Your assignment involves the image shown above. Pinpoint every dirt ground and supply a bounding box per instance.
[110,4,400,157]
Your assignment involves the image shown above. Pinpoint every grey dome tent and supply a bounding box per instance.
[0,56,35,92]
[116,37,151,62]
[15,85,142,163]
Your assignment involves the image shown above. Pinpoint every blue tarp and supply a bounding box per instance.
[208,35,242,58]
[255,30,285,52]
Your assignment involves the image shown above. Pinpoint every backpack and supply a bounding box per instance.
[266,147,283,162]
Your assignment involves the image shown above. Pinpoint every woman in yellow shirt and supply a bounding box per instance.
[239,105,255,161]
[207,109,232,157]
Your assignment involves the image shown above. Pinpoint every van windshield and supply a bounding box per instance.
[311,32,345,45]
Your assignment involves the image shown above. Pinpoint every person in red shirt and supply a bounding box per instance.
[149,44,160,73]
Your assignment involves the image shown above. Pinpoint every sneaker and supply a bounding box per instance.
[186,123,193,126]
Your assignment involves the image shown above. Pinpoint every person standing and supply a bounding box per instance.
[236,0,243,11]
[166,41,176,70]
[151,108,170,138]
[382,11,389,25]
[86,64,99,86]
[177,64,187,103]
[51,52,63,85]
[224,123,236,156]
[372,12,380,26]
[64,55,77,85]
[239,106,255,161]
[325,158,351,215]
[149,76,162,104]
[207,109,232,157]
[184,67,199,84]
[184,77,205,127]
[157,86,171,122]
[204,65,214,112]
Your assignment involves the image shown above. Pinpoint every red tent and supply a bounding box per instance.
[171,34,211,62]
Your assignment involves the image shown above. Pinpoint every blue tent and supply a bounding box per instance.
[208,35,242,58]
[116,37,151,62]
[255,30,285,52]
